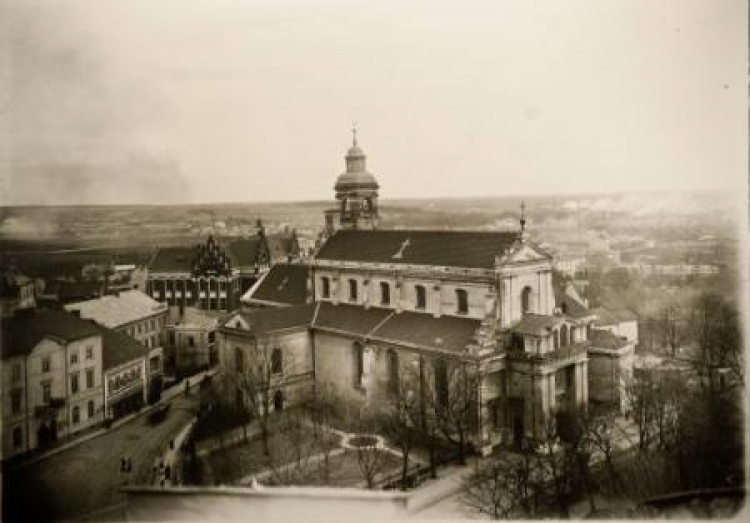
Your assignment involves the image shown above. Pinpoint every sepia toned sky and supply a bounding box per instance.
[0,0,747,205]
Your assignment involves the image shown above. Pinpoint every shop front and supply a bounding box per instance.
[105,359,146,420]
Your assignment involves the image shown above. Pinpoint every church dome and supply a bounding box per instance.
[336,128,379,192]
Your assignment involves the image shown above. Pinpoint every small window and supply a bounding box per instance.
[456,289,468,314]
[380,282,391,306]
[188,336,195,348]
[321,277,331,298]
[11,389,22,415]
[86,347,93,360]
[86,369,94,389]
[271,348,283,374]
[70,351,78,365]
[12,427,22,448]
[72,406,80,424]
[521,286,533,314]
[349,279,358,302]
[42,382,51,403]
[415,285,426,310]
[42,358,50,373]
[71,373,79,394]
[87,400,95,418]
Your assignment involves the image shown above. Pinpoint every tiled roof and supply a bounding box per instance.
[312,303,480,353]
[243,264,309,306]
[149,246,195,273]
[315,229,518,269]
[65,290,166,328]
[512,314,565,336]
[92,323,147,370]
[588,328,630,350]
[371,311,480,352]
[312,302,392,337]
[225,303,316,334]
[2,309,101,360]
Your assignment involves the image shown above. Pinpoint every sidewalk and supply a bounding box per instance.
[407,457,477,514]
[9,369,215,470]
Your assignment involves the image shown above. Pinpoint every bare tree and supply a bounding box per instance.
[376,375,421,490]
[309,383,343,483]
[225,338,294,457]
[583,413,619,490]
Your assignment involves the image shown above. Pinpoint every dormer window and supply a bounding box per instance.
[415,285,426,310]
[456,289,468,314]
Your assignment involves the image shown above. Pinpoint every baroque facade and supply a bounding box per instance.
[220,134,636,454]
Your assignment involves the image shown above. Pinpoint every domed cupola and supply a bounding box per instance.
[329,126,380,231]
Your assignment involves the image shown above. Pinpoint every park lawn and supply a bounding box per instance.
[266,449,405,488]
[205,425,342,485]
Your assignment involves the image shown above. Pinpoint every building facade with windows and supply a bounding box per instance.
[164,307,222,377]
[1,310,104,459]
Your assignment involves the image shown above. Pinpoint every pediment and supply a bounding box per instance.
[501,241,552,266]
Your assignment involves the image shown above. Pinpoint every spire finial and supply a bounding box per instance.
[520,200,526,233]
[352,121,358,146]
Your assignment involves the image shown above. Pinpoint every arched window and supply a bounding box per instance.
[72,406,80,425]
[321,277,331,298]
[521,286,533,314]
[387,350,399,393]
[354,342,364,388]
[273,390,285,412]
[415,285,426,310]
[456,289,468,314]
[380,282,391,306]
[271,348,283,374]
[87,400,95,418]
[560,324,569,348]
[349,279,358,302]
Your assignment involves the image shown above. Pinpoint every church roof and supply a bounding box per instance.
[312,302,481,353]
[225,303,317,334]
[243,264,309,306]
[315,229,518,269]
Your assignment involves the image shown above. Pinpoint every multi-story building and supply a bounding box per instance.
[64,290,167,402]
[164,307,222,377]
[0,266,37,318]
[218,134,636,454]
[1,310,104,459]
[146,226,300,312]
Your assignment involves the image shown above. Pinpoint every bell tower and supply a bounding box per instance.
[331,126,380,231]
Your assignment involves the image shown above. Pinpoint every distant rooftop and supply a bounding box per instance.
[65,289,166,328]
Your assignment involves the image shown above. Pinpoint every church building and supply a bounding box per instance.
[221,132,635,454]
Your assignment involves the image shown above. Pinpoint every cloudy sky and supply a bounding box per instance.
[1,0,746,205]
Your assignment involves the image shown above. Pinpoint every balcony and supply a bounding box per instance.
[507,342,588,366]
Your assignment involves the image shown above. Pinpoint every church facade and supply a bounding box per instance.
[220,133,635,454]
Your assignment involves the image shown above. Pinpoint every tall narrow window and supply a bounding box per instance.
[42,382,51,403]
[86,369,94,389]
[271,348,283,374]
[354,343,364,388]
[387,350,399,393]
[380,282,391,306]
[349,279,358,302]
[235,347,245,373]
[560,324,569,348]
[71,373,79,394]
[456,289,468,314]
[88,400,95,418]
[72,406,80,424]
[415,285,426,310]
[321,277,331,298]
[521,286,532,314]
[553,330,560,350]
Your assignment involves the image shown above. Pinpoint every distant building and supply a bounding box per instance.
[164,307,221,377]
[146,228,300,312]
[1,309,105,459]
[64,290,168,402]
[0,266,37,318]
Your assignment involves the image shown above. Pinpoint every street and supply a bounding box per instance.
[3,393,200,523]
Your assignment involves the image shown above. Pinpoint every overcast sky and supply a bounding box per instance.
[1,0,746,205]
